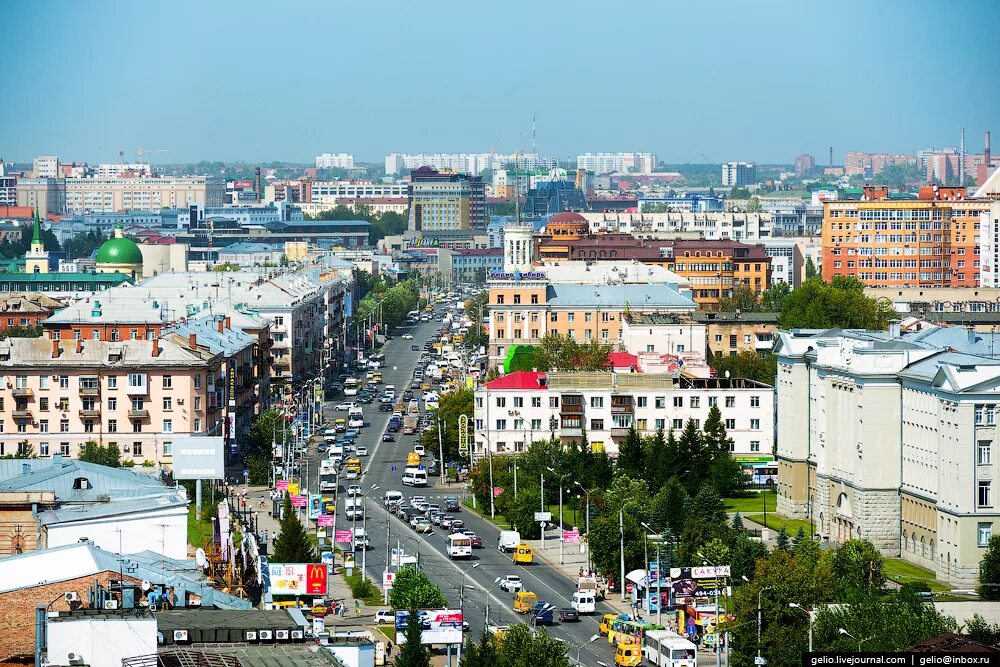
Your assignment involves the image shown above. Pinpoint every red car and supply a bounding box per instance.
[459,529,483,548]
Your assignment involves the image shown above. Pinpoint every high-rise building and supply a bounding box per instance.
[844,152,916,177]
[17,176,209,214]
[32,156,60,179]
[794,153,816,176]
[721,162,756,187]
[385,152,556,176]
[0,176,16,208]
[576,152,656,175]
[821,185,990,288]
[407,167,485,232]
[315,153,356,169]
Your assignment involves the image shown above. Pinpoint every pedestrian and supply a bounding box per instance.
[354,599,360,616]
[259,496,265,509]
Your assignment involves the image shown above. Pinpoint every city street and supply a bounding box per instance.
[305,317,624,666]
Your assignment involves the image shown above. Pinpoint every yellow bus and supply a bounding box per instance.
[345,458,362,474]
[406,452,421,467]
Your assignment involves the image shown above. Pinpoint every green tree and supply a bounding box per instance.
[77,440,122,467]
[418,388,473,462]
[690,484,728,526]
[964,613,1000,645]
[463,291,490,348]
[710,351,777,385]
[792,527,807,549]
[731,513,745,532]
[586,509,645,580]
[804,256,818,279]
[651,477,690,537]
[531,333,612,371]
[389,566,448,610]
[615,427,644,480]
[493,624,571,666]
[395,609,432,667]
[831,539,885,601]
[0,324,43,340]
[746,196,763,213]
[978,534,1000,600]
[775,525,791,551]
[761,281,791,312]
[729,531,768,582]
[271,493,317,564]
[503,488,543,539]
[701,405,731,459]
[718,285,760,313]
[779,276,894,330]
[677,418,709,493]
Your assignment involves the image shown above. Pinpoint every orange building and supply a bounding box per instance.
[822,185,991,288]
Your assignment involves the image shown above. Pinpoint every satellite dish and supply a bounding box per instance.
[724,370,731,379]
[141,580,152,591]
[195,548,207,568]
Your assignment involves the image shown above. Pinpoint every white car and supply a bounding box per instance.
[375,610,395,624]
[497,575,523,592]
[402,334,413,340]
[356,446,368,457]
[413,444,425,456]
[335,402,354,411]
[347,485,362,497]
[413,518,432,533]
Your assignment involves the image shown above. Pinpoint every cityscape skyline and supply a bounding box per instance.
[5,0,999,165]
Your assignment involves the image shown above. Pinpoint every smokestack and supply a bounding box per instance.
[829,146,833,167]
[225,316,231,330]
[51,339,60,358]
[188,333,197,351]
[76,339,83,354]
[960,128,966,185]
[217,319,224,333]
[255,167,262,202]
[987,130,992,170]
[151,338,159,358]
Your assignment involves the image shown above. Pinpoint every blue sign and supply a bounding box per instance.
[321,551,333,566]
[391,465,397,473]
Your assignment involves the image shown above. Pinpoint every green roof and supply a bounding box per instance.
[0,272,132,285]
[95,237,143,265]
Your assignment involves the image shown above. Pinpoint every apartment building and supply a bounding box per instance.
[844,152,916,177]
[473,370,774,475]
[693,312,780,360]
[979,201,1000,287]
[17,176,211,214]
[385,152,557,176]
[821,185,991,288]
[32,156,60,179]
[407,167,485,232]
[721,162,756,187]
[0,176,16,208]
[310,180,409,200]
[0,330,256,464]
[774,324,1000,585]
[576,152,656,175]
[315,153,356,169]
[582,211,774,240]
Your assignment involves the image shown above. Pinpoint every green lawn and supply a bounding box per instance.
[883,558,951,592]
[744,513,813,537]
[725,491,776,515]
[343,569,386,606]
[461,498,511,528]
[187,505,214,550]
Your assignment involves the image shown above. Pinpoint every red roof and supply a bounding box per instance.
[607,352,639,370]
[0,206,34,219]
[549,211,588,224]
[485,371,546,390]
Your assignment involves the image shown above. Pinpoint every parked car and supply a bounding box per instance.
[402,334,413,339]
[374,610,395,624]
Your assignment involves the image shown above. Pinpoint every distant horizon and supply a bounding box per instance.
[4,1,998,164]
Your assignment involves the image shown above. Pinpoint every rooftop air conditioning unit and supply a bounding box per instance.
[63,591,79,602]
[258,630,273,640]
[103,600,118,610]
[245,630,258,641]
[173,630,188,641]
[290,630,304,639]
[275,629,289,640]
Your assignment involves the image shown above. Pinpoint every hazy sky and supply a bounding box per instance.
[4,0,998,165]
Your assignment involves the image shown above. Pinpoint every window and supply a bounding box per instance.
[163,397,172,411]
[636,396,647,408]
[750,396,760,408]
[496,397,506,408]
[194,396,201,411]
[979,481,992,507]
[725,396,736,408]
[107,397,117,411]
[655,396,666,409]
[131,397,143,410]
[60,443,69,456]
[750,419,760,430]
[194,418,201,432]
[58,397,69,411]
[162,441,172,457]
[531,397,541,408]
[133,420,142,433]
[708,397,718,407]
[513,397,523,408]
[531,419,542,429]
[750,440,761,452]
[979,441,992,465]
[39,419,48,433]
[590,396,604,408]
[496,419,507,430]
[567,313,575,323]
[60,419,69,432]
[715,334,723,343]
[496,295,504,304]
[584,312,591,322]
[687,396,699,408]
[729,335,737,348]
[550,313,558,323]
[725,418,736,429]
[39,397,48,411]
[590,419,604,430]
[14,375,27,389]
[128,373,144,388]
[601,329,609,340]
[133,442,143,456]
[513,294,520,304]
[672,419,683,429]
[39,442,49,457]
[673,396,683,407]
[979,523,993,547]
[84,420,94,433]
[637,418,648,430]
[655,419,665,430]
[108,419,117,433]
[162,375,172,389]
[107,375,117,389]
[163,419,172,433]
[549,397,559,408]
[194,375,201,390]
[59,376,69,389]
[39,375,48,390]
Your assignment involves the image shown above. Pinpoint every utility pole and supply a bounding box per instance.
[557,478,564,565]
[619,508,626,603]
[384,515,391,605]
[540,472,546,551]
[437,416,445,485]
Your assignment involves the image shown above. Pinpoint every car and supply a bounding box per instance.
[374,610,395,624]
[430,512,444,525]
[357,395,374,404]
[413,518,432,533]
[356,446,368,457]
[402,334,413,339]
[402,390,414,401]
[440,515,455,529]
[413,444,426,456]
[335,402,354,411]
[498,575,523,592]
[379,403,394,412]
[466,532,483,549]
[451,519,465,531]
[409,514,423,528]
[444,497,460,511]
[411,344,420,351]
[424,503,440,515]
[347,485,362,496]
[382,433,395,442]
[379,396,394,404]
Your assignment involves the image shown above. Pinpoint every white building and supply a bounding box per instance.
[577,152,656,175]
[774,324,1000,585]
[33,156,60,178]
[473,371,774,476]
[384,152,557,176]
[315,153,356,169]
[581,211,774,241]
[310,180,408,199]
[762,239,805,287]
[980,202,1000,288]
[94,163,153,178]
[619,314,708,362]
[722,162,757,187]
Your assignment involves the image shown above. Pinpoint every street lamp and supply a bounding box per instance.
[547,467,567,564]
[838,628,874,652]
[556,634,601,667]
[641,522,663,627]
[360,483,379,578]
[574,481,592,571]
[698,551,723,667]
[789,603,816,653]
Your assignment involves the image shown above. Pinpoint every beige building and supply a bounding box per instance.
[17,176,208,214]
[774,325,1000,585]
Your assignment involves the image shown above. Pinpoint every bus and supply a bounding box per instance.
[608,618,663,647]
[345,458,362,475]
[320,459,337,476]
[344,378,360,396]
[642,630,697,667]
[447,533,472,559]
[406,310,420,322]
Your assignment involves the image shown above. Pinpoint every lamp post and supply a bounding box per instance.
[547,467,567,564]
[838,628,874,652]
[575,481,592,572]
[360,483,379,578]
[699,551,723,667]
[789,603,815,653]
[641,522,662,626]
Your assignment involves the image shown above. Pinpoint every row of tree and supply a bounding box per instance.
[307,204,407,244]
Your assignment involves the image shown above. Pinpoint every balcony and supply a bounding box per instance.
[560,427,583,438]
[610,426,632,437]
[79,387,100,397]
[12,410,32,420]
[128,409,150,419]
[79,409,101,418]
[610,396,634,414]
[559,395,584,415]
[125,378,148,396]
[11,387,33,398]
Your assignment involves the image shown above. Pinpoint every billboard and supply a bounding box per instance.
[394,609,463,645]
[668,566,729,601]
[171,436,225,480]
[266,563,328,596]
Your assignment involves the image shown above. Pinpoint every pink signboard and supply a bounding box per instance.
[317,515,335,527]
[335,529,353,543]
[276,480,289,492]
[290,494,307,508]
[492,486,503,498]
[563,529,581,543]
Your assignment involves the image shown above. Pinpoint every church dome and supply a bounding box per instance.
[95,235,143,266]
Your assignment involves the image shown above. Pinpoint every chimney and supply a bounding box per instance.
[225,316,231,330]
[151,338,160,358]
[960,128,966,185]
[829,146,833,167]
[76,339,83,354]
[987,130,992,170]
[51,339,60,358]
[188,333,197,351]
[217,319,224,333]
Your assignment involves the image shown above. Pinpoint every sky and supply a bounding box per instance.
[3,0,999,166]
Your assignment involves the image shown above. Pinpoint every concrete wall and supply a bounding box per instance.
[45,503,187,560]
[47,617,157,667]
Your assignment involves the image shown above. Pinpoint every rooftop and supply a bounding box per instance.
[0,456,168,500]
[484,370,546,390]
[0,335,219,368]
[545,283,695,310]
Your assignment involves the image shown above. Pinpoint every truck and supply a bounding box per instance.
[320,473,337,492]
[498,530,520,553]
[642,630,697,667]
[578,574,605,601]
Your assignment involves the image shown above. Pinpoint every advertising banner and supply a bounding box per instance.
[266,563,328,596]
[288,482,300,496]
[668,566,729,600]
[317,515,335,527]
[335,529,353,543]
[276,480,289,493]
[308,494,322,519]
[290,494,307,508]
[394,609,463,645]
[493,486,503,498]
[563,529,581,543]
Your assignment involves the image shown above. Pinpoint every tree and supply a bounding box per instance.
[463,291,490,348]
[690,484,728,527]
[731,513,745,532]
[792,527,807,549]
[651,477,690,537]
[531,333,612,372]
[964,613,1000,646]
[761,281,791,312]
[729,531,768,582]
[978,534,1000,600]
[270,493,317,564]
[718,285,760,313]
[586,510,645,580]
[831,539,885,601]
[779,276,894,330]
[0,324,43,340]
[677,418,709,493]
[775,526,791,551]
[418,388,473,462]
[389,566,449,610]
[746,196,763,213]
[804,256,818,279]
[466,623,570,667]
[78,440,122,467]
[503,488,543,539]
[615,428,644,480]
[701,405,731,459]
[710,351,777,386]
[395,609,432,667]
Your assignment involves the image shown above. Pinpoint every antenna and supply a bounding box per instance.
[532,114,537,155]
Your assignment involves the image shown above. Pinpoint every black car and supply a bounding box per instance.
[378,403,393,412]
[382,434,395,442]
[444,497,460,511]
[411,344,420,351]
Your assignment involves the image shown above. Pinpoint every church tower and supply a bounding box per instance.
[23,209,49,274]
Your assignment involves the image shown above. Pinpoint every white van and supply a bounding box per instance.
[345,497,362,520]
[383,490,403,506]
[348,407,364,428]
[571,591,596,614]
[402,467,428,487]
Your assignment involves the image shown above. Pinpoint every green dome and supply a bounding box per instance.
[95,236,143,265]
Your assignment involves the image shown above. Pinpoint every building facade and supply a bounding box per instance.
[385,152,557,176]
[407,167,485,232]
[576,153,656,175]
[18,177,209,214]
[582,211,774,240]
[315,153,356,169]
[722,162,757,187]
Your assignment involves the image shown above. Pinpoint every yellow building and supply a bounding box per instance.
[23,210,49,275]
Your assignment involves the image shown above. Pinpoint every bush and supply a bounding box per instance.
[350,575,377,600]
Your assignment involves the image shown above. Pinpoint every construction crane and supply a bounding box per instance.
[136,147,172,162]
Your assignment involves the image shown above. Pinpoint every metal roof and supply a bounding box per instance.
[545,283,695,309]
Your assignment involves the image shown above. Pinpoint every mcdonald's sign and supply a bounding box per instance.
[306,564,328,595]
